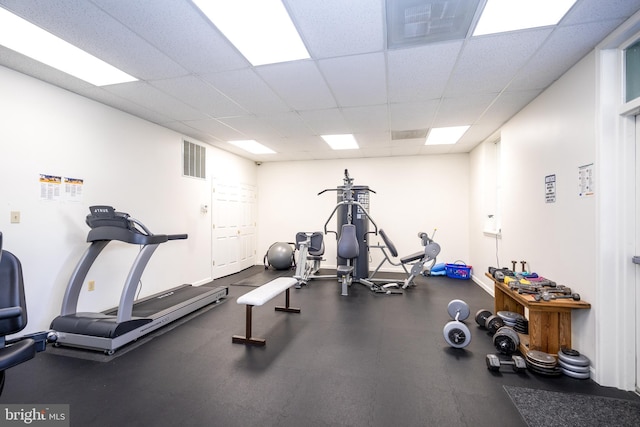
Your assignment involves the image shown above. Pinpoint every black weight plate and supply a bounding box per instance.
[558,359,590,373]
[475,309,492,327]
[493,329,518,354]
[485,315,504,334]
[557,350,590,367]
[560,347,580,357]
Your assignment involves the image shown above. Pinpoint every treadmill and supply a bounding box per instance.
[50,206,228,354]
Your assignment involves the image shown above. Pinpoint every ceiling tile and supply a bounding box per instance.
[509,20,625,91]
[562,0,640,25]
[256,60,337,111]
[202,68,291,115]
[342,105,390,133]
[0,0,188,80]
[103,81,207,121]
[445,29,553,96]
[388,41,464,102]
[389,100,439,130]
[91,0,249,74]
[150,75,247,118]
[318,52,387,107]
[286,0,384,58]
[298,108,349,135]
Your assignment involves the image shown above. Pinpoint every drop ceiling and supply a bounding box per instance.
[1,0,639,162]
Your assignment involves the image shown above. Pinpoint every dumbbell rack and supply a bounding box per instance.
[485,273,591,355]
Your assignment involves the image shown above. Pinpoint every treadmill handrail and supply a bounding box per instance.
[87,226,169,245]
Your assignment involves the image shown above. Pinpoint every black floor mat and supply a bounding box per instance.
[504,385,640,427]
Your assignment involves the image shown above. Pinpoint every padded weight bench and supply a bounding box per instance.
[232,277,300,346]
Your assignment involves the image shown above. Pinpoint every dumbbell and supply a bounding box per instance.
[486,354,527,372]
[535,292,580,301]
[545,287,572,295]
[443,299,471,348]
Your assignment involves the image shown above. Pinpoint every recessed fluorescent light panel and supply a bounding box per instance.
[425,125,469,145]
[0,7,136,86]
[193,0,310,66]
[473,0,577,36]
[321,134,359,150]
[228,140,276,154]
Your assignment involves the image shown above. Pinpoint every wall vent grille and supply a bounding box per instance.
[183,140,206,179]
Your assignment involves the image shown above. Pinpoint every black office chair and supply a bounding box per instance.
[0,232,37,395]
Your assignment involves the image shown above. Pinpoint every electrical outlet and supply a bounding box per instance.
[88,280,95,292]
[10,211,20,224]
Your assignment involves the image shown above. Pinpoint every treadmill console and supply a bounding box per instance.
[86,205,133,230]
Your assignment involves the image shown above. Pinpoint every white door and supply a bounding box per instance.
[211,179,257,279]
[238,183,257,271]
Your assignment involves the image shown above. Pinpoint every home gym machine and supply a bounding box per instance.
[319,170,402,296]
[50,206,228,354]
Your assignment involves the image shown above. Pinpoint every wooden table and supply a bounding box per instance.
[485,273,591,355]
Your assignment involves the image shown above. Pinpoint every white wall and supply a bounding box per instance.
[256,156,470,273]
[0,65,255,335]
[469,52,597,364]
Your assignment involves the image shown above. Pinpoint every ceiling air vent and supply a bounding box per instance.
[386,0,481,49]
[392,129,429,140]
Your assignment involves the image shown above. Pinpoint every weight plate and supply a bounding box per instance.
[443,321,471,348]
[497,311,524,322]
[558,359,590,373]
[497,326,520,345]
[557,349,590,367]
[526,362,562,376]
[560,367,590,379]
[525,350,557,366]
[493,328,518,354]
[447,299,470,321]
[560,347,580,357]
[485,315,504,334]
[475,309,492,327]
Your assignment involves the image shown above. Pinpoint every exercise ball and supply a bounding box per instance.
[266,242,293,270]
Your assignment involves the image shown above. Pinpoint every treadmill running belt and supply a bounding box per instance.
[105,285,215,318]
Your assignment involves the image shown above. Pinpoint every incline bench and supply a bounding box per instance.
[232,277,300,346]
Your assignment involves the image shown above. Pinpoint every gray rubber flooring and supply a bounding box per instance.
[1,266,638,426]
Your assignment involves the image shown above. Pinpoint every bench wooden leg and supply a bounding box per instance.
[232,305,266,346]
[275,288,301,313]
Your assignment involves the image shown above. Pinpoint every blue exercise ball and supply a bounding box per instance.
[267,242,293,270]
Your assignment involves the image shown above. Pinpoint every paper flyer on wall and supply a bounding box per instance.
[578,163,594,197]
[63,177,84,202]
[39,174,61,201]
